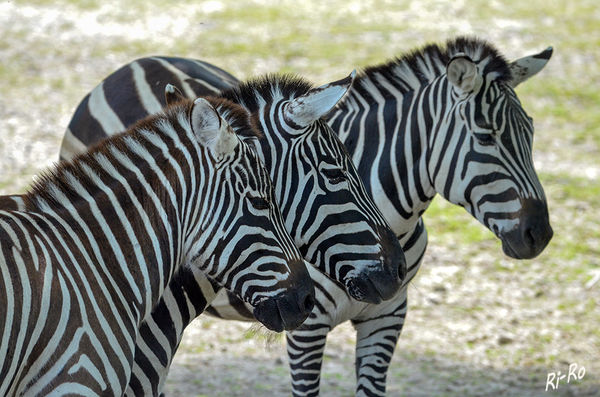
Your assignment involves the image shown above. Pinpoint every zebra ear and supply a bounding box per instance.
[447,54,482,94]
[190,98,238,158]
[165,83,186,106]
[283,70,356,128]
[508,46,553,88]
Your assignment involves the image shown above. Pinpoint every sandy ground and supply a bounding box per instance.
[164,243,599,396]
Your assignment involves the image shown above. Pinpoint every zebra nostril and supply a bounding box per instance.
[397,261,405,281]
[303,294,315,313]
[524,227,536,249]
[492,224,500,236]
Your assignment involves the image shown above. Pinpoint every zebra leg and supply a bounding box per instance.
[352,292,407,397]
[287,324,331,397]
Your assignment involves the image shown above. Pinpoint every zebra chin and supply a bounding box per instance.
[498,198,554,259]
[344,269,400,304]
[252,291,315,332]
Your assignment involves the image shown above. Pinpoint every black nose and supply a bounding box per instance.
[501,198,553,259]
[524,221,554,252]
[300,287,315,313]
[291,269,316,315]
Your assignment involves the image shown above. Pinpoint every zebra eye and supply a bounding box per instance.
[322,168,346,184]
[249,196,270,210]
[474,132,495,146]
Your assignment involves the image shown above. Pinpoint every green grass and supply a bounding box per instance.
[543,173,600,202]
[424,197,497,245]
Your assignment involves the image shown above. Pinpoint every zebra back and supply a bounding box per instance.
[0,195,24,211]
[60,57,239,160]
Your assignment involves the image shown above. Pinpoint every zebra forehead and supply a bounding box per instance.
[358,36,512,95]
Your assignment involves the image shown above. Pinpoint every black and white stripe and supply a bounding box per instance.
[52,65,407,395]
[62,59,406,303]
[0,96,314,395]
[304,36,553,396]
[212,37,554,396]
[56,36,553,396]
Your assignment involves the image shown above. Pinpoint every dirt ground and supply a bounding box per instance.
[165,243,598,397]
[0,1,598,396]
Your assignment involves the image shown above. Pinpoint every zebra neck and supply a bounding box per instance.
[329,76,453,235]
[63,192,181,321]
[24,135,195,323]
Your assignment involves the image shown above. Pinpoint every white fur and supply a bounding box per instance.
[190,98,238,158]
[447,55,483,94]
[283,71,356,128]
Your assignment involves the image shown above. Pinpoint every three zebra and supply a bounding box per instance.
[4,36,554,395]
[0,96,317,394]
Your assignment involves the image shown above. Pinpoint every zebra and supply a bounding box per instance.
[12,68,408,396]
[0,95,318,395]
[57,37,554,395]
[58,37,554,395]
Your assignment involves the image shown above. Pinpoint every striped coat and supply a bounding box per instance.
[0,96,314,395]
[51,36,554,396]
[3,71,408,395]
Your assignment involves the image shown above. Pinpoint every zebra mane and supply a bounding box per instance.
[24,97,257,211]
[221,74,315,134]
[356,36,512,98]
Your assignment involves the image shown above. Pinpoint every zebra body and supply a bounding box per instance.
[57,37,552,396]
[210,38,555,395]
[289,37,553,396]
[0,96,315,395]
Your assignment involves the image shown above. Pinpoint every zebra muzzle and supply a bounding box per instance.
[500,198,553,259]
[252,268,315,332]
[344,225,406,303]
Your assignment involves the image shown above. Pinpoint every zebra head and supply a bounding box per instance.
[183,97,314,331]
[222,74,407,304]
[429,39,553,259]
